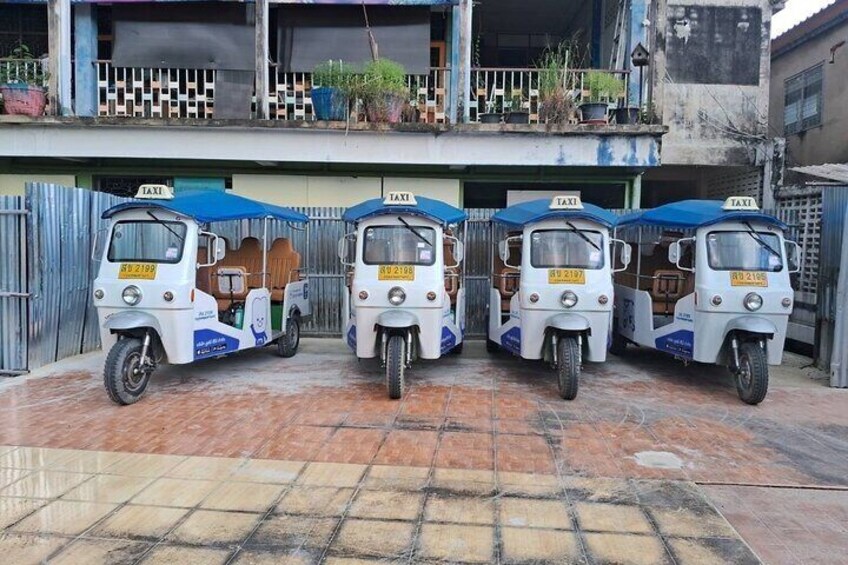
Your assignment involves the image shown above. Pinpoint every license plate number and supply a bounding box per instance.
[119,263,157,280]
[548,268,585,284]
[730,271,768,287]
[378,265,415,281]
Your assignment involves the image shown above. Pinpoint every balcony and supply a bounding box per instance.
[0,58,48,88]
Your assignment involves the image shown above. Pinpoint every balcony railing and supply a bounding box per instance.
[0,58,48,87]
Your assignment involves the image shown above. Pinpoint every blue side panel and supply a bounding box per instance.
[655,330,694,359]
[440,326,457,355]
[194,329,239,360]
[501,326,521,356]
[346,325,357,351]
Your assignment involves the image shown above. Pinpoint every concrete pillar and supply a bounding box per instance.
[649,0,667,123]
[255,0,270,120]
[631,173,643,209]
[762,138,786,211]
[628,0,649,108]
[73,4,97,117]
[450,0,472,124]
[47,0,72,115]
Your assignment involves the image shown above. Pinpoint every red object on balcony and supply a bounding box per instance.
[1,84,47,116]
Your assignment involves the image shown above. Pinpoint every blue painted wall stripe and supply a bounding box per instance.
[73,4,98,117]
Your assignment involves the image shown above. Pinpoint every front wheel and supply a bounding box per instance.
[104,337,153,406]
[556,336,580,400]
[734,341,769,405]
[277,316,301,358]
[386,334,406,400]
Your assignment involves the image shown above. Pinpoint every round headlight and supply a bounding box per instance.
[711,295,723,306]
[358,290,369,301]
[744,293,763,312]
[163,291,174,302]
[561,291,578,309]
[93,289,105,300]
[388,287,406,306]
[782,297,792,308]
[529,293,540,303]
[427,291,438,301]
[122,285,142,306]
[598,294,609,305]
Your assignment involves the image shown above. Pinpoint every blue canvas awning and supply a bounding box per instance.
[617,200,786,230]
[492,199,618,229]
[103,190,309,224]
[343,196,467,225]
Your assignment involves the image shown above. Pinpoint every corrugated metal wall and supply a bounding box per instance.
[0,196,28,374]
[815,186,848,374]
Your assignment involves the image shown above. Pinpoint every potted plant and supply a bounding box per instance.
[0,45,47,117]
[311,60,352,121]
[505,90,529,124]
[359,58,407,124]
[614,105,640,125]
[579,71,623,124]
[479,97,503,124]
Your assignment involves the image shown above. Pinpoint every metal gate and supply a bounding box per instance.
[0,196,28,375]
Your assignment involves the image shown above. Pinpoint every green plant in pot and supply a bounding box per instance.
[0,45,48,117]
[360,58,408,124]
[579,71,623,124]
[505,90,529,124]
[479,96,504,124]
[312,60,353,121]
[536,43,577,125]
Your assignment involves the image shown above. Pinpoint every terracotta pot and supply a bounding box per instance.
[1,84,47,116]
[364,93,405,124]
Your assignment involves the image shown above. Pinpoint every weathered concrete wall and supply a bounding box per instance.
[769,17,848,167]
[654,0,775,167]
[0,174,76,196]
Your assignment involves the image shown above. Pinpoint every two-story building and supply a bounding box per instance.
[0,0,784,211]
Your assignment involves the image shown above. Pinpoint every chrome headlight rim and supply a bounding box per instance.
[744,292,763,312]
[122,285,142,306]
[561,290,578,309]
[388,286,406,306]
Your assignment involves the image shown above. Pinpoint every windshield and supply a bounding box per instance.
[363,225,436,266]
[530,229,604,269]
[107,220,187,264]
[707,231,784,272]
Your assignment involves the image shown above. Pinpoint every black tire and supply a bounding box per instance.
[452,341,464,355]
[735,341,769,405]
[104,337,152,406]
[609,332,628,356]
[386,334,406,400]
[486,339,499,353]
[277,316,300,358]
[556,335,580,400]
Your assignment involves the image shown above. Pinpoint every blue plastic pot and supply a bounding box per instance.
[312,86,348,121]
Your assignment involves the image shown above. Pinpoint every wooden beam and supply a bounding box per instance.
[255,0,270,120]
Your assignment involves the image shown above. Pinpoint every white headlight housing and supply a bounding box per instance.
[744,292,763,312]
[388,287,406,306]
[561,290,578,308]
[122,285,142,306]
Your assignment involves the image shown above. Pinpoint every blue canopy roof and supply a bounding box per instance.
[342,196,467,225]
[102,190,309,224]
[617,200,786,230]
[492,199,618,228]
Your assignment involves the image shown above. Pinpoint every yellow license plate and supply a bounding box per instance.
[730,271,768,287]
[118,263,158,280]
[378,265,415,281]
[548,268,586,284]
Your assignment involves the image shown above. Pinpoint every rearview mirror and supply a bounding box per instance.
[669,237,695,272]
[668,241,680,264]
[453,241,465,264]
[786,241,802,274]
[611,239,631,273]
[214,238,226,261]
[339,232,356,267]
[498,240,509,263]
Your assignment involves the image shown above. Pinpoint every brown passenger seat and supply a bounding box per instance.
[493,236,522,313]
[651,270,686,315]
[443,238,460,306]
[268,238,302,302]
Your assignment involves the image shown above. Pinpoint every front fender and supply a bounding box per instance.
[376,310,419,329]
[102,310,163,337]
[724,316,777,338]
[546,312,591,333]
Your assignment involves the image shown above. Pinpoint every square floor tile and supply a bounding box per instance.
[131,477,218,508]
[49,450,130,474]
[668,537,760,565]
[418,523,494,563]
[101,453,187,478]
[499,497,571,530]
[362,465,430,492]
[91,504,188,540]
[168,509,261,545]
[0,447,76,470]
[583,533,670,565]
[348,490,423,521]
[0,470,92,499]
[424,495,494,525]
[297,463,366,488]
[498,471,561,497]
[0,468,30,489]
[231,459,305,484]
[0,497,47,528]
[331,519,414,559]
[324,559,391,565]
[649,507,738,538]
[563,476,639,505]
[12,499,117,535]
[575,502,654,534]
[50,538,150,565]
[276,486,354,517]
[431,468,495,495]
[0,532,67,564]
[142,544,231,564]
[61,474,153,503]
[233,548,314,565]
[201,481,285,513]
[501,527,580,562]
[249,515,337,549]
[166,456,245,480]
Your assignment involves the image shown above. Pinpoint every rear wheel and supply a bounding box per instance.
[386,334,406,400]
[486,339,499,353]
[735,341,769,405]
[104,338,153,406]
[556,336,580,400]
[277,316,300,358]
[609,332,628,356]
[452,342,464,355]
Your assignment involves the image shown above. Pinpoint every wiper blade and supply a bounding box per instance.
[743,222,781,261]
[398,217,431,247]
[565,221,600,251]
[147,211,184,243]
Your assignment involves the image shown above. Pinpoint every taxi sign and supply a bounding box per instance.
[384,192,417,206]
[722,196,759,211]
[550,195,584,210]
[136,184,174,200]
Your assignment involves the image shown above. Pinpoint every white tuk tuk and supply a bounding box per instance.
[94,186,311,404]
[487,196,630,399]
[340,192,467,399]
[612,197,801,405]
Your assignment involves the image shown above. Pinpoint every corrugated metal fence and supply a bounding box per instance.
[0,195,28,374]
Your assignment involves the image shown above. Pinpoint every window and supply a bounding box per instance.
[784,64,823,135]
[530,229,605,269]
[362,225,436,266]
[108,220,187,264]
[706,231,784,272]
